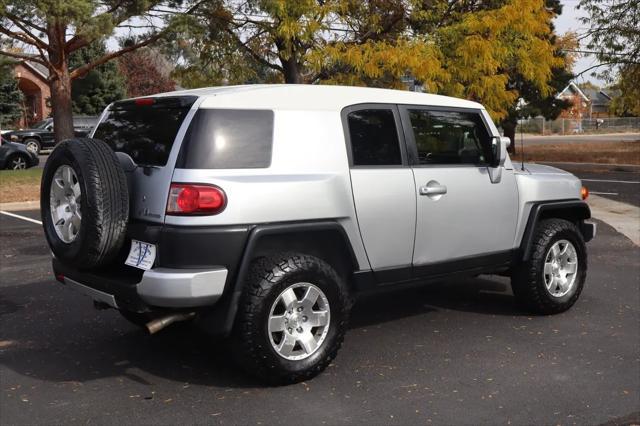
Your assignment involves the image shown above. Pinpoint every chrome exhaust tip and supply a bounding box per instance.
[146,312,196,334]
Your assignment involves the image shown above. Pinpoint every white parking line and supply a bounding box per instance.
[581,178,640,184]
[0,210,42,225]
[590,191,619,196]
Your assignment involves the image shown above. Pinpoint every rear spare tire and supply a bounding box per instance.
[41,138,129,268]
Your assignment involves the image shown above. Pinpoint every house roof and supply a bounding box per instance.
[18,58,50,81]
[148,84,484,111]
[557,82,590,102]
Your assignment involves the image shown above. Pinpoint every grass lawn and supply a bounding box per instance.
[0,168,42,204]
[517,141,640,165]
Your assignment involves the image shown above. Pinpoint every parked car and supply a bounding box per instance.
[40,85,595,385]
[0,136,40,169]
[5,116,99,155]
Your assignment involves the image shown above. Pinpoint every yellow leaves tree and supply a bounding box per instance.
[179,0,566,125]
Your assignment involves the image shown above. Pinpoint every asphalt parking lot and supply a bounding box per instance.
[0,208,638,425]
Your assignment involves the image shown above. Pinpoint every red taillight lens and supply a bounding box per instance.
[166,184,226,215]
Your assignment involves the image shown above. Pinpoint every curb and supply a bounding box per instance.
[588,195,640,246]
[0,200,40,212]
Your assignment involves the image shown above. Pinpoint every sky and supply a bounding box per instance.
[554,0,606,86]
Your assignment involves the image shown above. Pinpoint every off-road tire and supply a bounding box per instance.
[41,138,129,268]
[512,218,587,314]
[232,253,351,385]
[24,138,41,155]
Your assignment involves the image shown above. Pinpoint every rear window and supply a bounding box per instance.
[176,109,274,169]
[93,97,196,167]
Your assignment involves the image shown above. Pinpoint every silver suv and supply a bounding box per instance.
[40,85,595,384]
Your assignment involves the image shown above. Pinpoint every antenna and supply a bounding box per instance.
[520,117,525,171]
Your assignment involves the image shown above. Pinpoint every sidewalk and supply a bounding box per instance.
[588,195,640,246]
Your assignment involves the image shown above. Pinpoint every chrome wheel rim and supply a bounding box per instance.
[11,157,26,169]
[25,141,38,154]
[49,165,82,243]
[543,239,578,298]
[268,282,331,361]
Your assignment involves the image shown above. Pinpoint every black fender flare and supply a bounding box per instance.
[199,221,359,337]
[519,200,592,262]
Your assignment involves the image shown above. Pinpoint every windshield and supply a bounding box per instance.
[31,120,51,129]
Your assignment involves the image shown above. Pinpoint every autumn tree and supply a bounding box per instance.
[578,0,640,116]
[117,47,176,97]
[174,0,567,134]
[0,1,198,142]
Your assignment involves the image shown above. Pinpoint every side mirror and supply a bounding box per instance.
[490,136,509,168]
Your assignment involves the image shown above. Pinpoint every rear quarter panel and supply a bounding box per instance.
[168,108,369,270]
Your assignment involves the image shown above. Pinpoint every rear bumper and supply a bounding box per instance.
[138,267,227,307]
[53,257,228,310]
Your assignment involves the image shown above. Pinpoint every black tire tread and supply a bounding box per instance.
[41,138,129,268]
[512,218,587,315]
[232,253,350,385]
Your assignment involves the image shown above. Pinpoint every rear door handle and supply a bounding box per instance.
[419,183,447,196]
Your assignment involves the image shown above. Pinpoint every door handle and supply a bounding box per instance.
[419,183,447,196]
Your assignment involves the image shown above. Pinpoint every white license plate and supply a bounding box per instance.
[125,240,156,271]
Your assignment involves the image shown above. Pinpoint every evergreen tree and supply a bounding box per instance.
[0,58,23,129]
[70,41,125,116]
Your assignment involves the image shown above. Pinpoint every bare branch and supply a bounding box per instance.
[2,16,49,50]
[3,11,47,33]
[0,49,49,67]
[69,32,165,80]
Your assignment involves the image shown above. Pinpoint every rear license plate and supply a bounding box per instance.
[125,240,156,271]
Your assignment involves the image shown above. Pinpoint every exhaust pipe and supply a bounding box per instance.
[146,312,196,334]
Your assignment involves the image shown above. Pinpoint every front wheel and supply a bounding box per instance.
[512,218,587,314]
[232,253,351,385]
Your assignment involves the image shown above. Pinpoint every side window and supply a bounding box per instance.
[407,109,492,165]
[347,109,402,166]
[177,109,274,169]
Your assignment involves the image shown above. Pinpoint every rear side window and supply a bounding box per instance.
[177,109,274,169]
[407,109,492,165]
[94,97,196,167]
[347,109,402,166]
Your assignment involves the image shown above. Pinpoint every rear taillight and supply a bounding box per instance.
[166,183,227,215]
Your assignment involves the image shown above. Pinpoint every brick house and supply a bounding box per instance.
[11,60,52,128]
[556,82,618,120]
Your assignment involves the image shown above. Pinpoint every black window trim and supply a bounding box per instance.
[397,104,495,168]
[341,103,409,168]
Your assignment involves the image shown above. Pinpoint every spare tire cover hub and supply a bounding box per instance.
[49,165,82,243]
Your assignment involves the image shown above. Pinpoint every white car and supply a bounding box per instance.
[40,85,595,384]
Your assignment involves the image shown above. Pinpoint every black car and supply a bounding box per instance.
[0,136,40,170]
[5,115,98,155]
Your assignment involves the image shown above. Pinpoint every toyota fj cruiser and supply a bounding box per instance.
[41,85,595,384]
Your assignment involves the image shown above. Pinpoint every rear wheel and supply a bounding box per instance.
[7,154,28,170]
[232,253,350,385]
[512,218,587,314]
[24,138,40,155]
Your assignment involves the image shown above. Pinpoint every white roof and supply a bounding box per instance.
[152,84,484,111]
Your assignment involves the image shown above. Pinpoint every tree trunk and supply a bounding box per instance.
[50,70,74,143]
[281,56,302,84]
[502,120,517,156]
[47,21,75,143]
